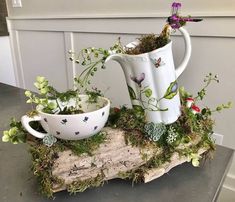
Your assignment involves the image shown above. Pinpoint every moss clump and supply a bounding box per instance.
[67,174,104,194]
[125,25,170,55]
[56,131,107,156]
[107,106,145,131]
[118,170,143,185]
[106,106,154,148]
[29,131,107,198]
[30,144,64,198]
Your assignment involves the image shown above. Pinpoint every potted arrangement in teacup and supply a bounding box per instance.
[21,76,110,143]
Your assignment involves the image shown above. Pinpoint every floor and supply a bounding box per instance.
[218,187,235,202]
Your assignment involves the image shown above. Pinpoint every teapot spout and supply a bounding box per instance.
[105,53,123,64]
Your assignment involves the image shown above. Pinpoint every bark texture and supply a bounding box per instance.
[51,127,206,192]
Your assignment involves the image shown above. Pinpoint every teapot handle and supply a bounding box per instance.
[175,27,192,78]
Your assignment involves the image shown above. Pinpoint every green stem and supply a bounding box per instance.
[56,98,62,112]
[78,59,103,87]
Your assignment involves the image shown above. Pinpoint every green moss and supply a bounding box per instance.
[56,131,107,156]
[107,106,145,132]
[146,146,174,168]
[29,131,107,198]
[29,144,64,198]
[67,174,104,194]
[125,26,170,55]
[118,170,143,186]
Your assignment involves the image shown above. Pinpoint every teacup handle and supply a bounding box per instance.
[175,27,192,78]
[21,115,46,139]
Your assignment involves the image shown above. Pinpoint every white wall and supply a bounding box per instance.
[5,0,235,199]
[5,0,235,17]
[0,36,15,86]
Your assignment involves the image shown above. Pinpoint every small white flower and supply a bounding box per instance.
[166,126,178,144]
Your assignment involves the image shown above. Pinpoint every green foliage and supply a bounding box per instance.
[25,77,59,113]
[2,118,27,144]
[195,73,219,101]
[85,88,103,104]
[24,75,105,115]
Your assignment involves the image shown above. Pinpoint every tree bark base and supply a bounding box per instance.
[50,127,208,192]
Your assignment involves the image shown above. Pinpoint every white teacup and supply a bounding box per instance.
[21,95,110,140]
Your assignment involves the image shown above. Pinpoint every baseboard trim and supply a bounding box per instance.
[223,174,235,192]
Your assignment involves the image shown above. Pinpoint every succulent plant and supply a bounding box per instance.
[43,134,57,147]
[144,122,166,142]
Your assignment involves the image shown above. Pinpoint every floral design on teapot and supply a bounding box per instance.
[130,73,145,87]
[128,73,178,113]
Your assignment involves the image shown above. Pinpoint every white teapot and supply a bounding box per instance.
[105,27,191,124]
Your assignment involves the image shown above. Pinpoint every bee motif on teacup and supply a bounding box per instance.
[61,119,67,124]
[151,57,165,68]
[83,117,89,122]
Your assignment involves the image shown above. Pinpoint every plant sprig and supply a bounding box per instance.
[25,76,83,114]
[69,38,124,88]
[194,73,219,101]
[2,118,27,144]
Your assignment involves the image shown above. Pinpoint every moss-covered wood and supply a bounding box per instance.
[29,127,211,198]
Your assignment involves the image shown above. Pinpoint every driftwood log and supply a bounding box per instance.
[51,127,207,192]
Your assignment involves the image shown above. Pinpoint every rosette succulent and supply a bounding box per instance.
[43,134,57,147]
[144,122,166,142]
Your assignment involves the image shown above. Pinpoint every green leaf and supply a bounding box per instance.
[163,81,178,99]
[128,86,137,100]
[48,102,57,110]
[26,99,32,104]
[133,105,145,118]
[3,130,9,136]
[25,90,32,97]
[133,105,144,111]
[192,159,200,167]
[2,134,9,142]
[40,87,49,95]
[36,76,46,83]
[201,108,207,115]
[9,127,18,136]
[144,88,152,98]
